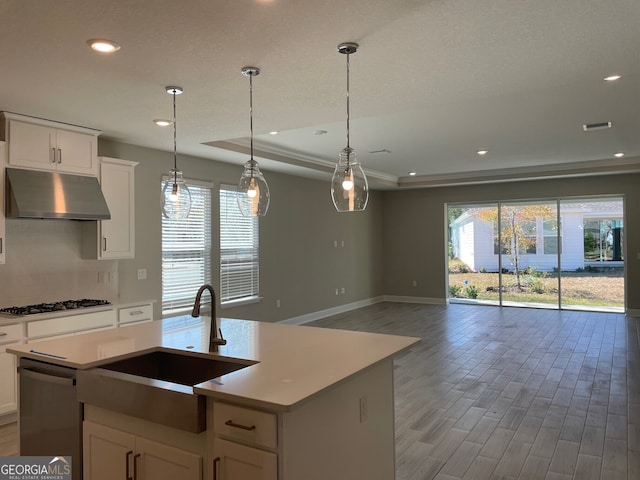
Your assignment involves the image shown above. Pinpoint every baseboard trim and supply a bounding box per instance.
[279,296,386,325]
[382,295,446,305]
[627,309,640,318]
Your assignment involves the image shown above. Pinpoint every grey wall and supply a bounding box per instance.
[382,173,640,310]
[98,139,384,322]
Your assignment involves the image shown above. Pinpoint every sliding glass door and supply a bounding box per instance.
[447,196,624,312]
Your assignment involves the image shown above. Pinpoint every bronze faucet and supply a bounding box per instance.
[191,284,226,349]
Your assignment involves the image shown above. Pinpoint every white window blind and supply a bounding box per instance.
[162,180,212,315]
[220,185,259,304]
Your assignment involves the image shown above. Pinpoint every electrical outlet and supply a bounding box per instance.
[412,280,417,287]
[97,272,104,284]
[359,396,368,423]
[137,269,147,280]
[109,272,116,283]
[276,299,281,308]
[335,288,339,296]
[341,287,346,294]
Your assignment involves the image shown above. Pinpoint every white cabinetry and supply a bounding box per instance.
[0,141,5,264]
[1,112,99,176]
[83,421,201,480]
[213,439,277,480]
[83,157,137,260]
[0,323,23,416]
[26,310,116,341]
[212,403,277,480]
[118,304,153,326]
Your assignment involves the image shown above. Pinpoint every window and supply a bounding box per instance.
[219,185,260,305]
[543,218,561,254]
[161,180,212,315]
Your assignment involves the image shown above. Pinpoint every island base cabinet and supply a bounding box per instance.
[0,345,18,415]
[84,421,202,480]
[213,439,277,480]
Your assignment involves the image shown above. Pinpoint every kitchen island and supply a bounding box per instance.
[9,315,420,480]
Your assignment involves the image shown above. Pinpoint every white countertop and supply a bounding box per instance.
[8,315,420,411]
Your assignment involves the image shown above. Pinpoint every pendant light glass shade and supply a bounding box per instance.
[162,168,191,219]
[331,147,368,212]
[331,42,368,212]
[238,66,270,217]
[238,159,270,217]
[161,86,191,219]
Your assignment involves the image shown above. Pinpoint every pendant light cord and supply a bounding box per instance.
[249,73,255,177]
[346,51,350,152]
[172,90,178,184]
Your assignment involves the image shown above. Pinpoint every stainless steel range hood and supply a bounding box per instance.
[5,168,111,220]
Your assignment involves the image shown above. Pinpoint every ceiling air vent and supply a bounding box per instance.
[582,122,612,132]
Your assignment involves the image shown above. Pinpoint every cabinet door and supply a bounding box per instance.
[7,120,56,170]
[137,437,201,480]
[83,421,136,480]
[56,129,96,175]
[0,344,18,415]
[99,159,135,258]
[214,439,277,480]
[0,141,5,264]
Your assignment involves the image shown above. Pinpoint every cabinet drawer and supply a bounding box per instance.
[214,402,277,449]
[0,323,23,344]
[118,304,152,324]
[27,310,116,338]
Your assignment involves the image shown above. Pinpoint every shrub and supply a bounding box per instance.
[479,268,488,273]
[449,285,462,297]
[530,279,545,294]
[448,258,471,274]
[466,285,479,299]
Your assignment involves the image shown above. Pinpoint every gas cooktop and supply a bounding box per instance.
[0,299,111,316]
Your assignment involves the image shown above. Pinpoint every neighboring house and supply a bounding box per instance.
[449,201,623,272]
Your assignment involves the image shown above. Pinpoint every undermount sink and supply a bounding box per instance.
[98,350,251,386]
[77,350,255,433]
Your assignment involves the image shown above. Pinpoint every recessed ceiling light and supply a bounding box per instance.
[153,119,173,127]
[604,74,622,82]
[477,150,488,156]
[87,39,121,53]
[614,152,625,158]
[408,171,417,176]
[269,131,279,135]
[313,130,328,135]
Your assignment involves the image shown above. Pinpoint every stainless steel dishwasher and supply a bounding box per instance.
[19,357,82,480]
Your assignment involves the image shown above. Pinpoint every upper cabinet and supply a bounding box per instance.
[1,112,100,176]
[0,141,5,264]
[83,157,138,260]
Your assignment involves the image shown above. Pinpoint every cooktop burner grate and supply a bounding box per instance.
[0,299,111,316]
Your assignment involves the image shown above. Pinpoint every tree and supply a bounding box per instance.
[475,205,553,289]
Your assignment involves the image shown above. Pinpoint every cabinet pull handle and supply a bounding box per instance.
[57,148,62,164]
[133,453,140,480]
[0,237,3,254]
[125,450,133,480]
[224,419,256,431]
[51,147,57,163]
[213,457,220,480]
[129,310,144,316]
[103,237,107,251]
[0,332,7,337]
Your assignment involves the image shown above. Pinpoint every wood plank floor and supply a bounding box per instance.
[1,303,637,480]
[308,303,640,480]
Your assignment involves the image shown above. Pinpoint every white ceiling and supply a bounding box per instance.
[1,0,639,189]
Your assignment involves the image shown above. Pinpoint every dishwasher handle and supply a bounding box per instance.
[19,367,76,386]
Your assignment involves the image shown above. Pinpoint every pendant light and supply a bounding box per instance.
[331,42,369,212]
[161,86,192,219]
[237,67,270,217]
